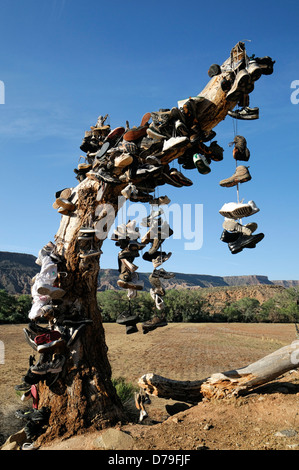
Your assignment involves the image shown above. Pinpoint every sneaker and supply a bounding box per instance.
[23,328,37,351]
[161,169,183,187]
[162,136,188,153]
[219,165,251,187]
[222,218,257,236]
[142,316,168,334]
[219,200,260,219]
[169,168,193,186]
[254,56,275,75]
[146,126,168,141]
[34,331,65,354]
[123,125,148,142]
[246,59,262,81]
[226,69,252,102]
[31,354,65,375]
[114,153,133,168]
[228,106,259,120]
[36,284,66,299]
[193,154,211,175]
[152,252,172,268]
[117,273,144,291]
[155,295,165,310]
[151,268,175,279]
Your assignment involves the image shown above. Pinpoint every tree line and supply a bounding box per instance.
[0,287,299,325]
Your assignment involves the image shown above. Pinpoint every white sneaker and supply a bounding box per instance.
[248,200,260,215]
[162,136,188,152]
[219,201,259,219]
[155,295,165,310]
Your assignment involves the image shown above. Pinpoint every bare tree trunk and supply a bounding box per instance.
[138,340,299,403]
[37,179,127,442]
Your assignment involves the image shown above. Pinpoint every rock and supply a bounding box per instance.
[274,429,297,438]
[93,428,134,450]
[203,423,213,431]
[0,429,27,451]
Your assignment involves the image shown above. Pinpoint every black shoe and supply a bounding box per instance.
[228,233,264,254]
[228,106,259,120]
[208,63,221,78]
[220,230,241,244]
[126,324,139,334]
[116,311,140,326]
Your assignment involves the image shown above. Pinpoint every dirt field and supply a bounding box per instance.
[0,322,298,450]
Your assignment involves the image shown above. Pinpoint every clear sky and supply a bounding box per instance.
[0,0,298,281]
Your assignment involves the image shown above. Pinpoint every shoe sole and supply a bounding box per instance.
[222,220,252,236]
[117,280,144,290]
[220,174,251,187]
[229,233,264,254]
[37,286,66,299]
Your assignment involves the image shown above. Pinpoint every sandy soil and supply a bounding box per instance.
[0,322,298,451]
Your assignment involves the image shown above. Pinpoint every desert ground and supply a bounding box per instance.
[0,322,298,451]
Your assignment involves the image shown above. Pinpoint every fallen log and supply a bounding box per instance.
[138,340,299,403]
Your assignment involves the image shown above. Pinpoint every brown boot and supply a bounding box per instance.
[219,165,251,187]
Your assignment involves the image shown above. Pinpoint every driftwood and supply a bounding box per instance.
[138,340,299,403]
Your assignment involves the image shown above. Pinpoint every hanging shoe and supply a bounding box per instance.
[151,268,175,279]
[228,106,259,120]
[219,200,260,219]
[116,310,140,326]
[228,232,265,254]
[151,252,172,268]
[222,218,258,236]
[246,59,262,82]
[142,316,168,334]
[219,165,251,187]
[231,135,250,162]
[226,69,252,102]
[36,284,66,299]
[193,154,211,175]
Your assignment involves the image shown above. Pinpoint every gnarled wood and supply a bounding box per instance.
[138,340,299,403]
[35,41,274,442]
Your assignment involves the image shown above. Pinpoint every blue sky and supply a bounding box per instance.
[0,0,298,281]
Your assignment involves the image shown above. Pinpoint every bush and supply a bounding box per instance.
[0,290,31,324]
[112,377,138,404]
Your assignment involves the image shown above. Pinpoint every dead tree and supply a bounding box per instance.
[138,340,299,403]
[34,41,276,442]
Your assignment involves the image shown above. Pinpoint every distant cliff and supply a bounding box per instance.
[0,251,297,295]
